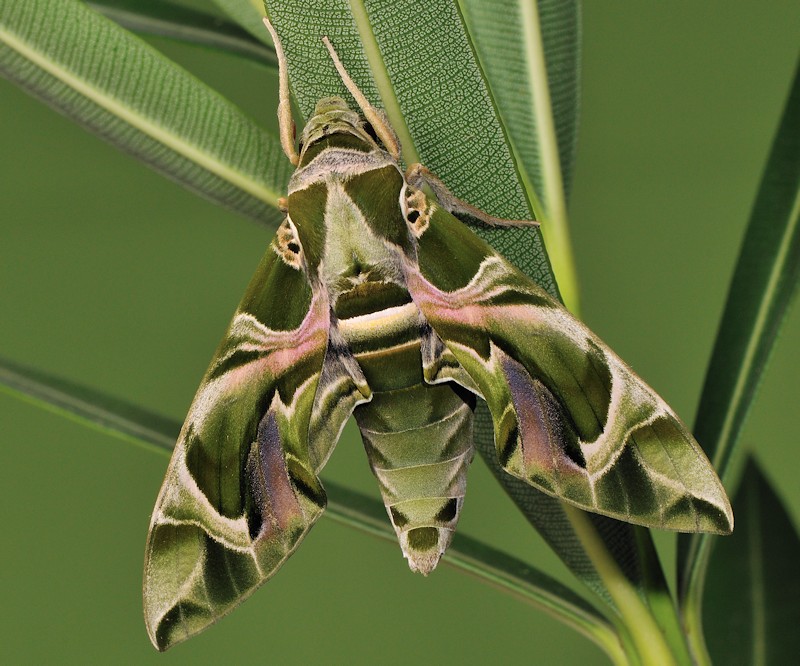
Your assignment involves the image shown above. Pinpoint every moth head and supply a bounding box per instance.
[298,96,381,162]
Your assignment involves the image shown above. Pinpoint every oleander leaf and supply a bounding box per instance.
[0,354,620,658]
[679,56,800,617]
[0,0,290,228]
[0,356,176,457]
[459,0,581,309]
[704,459,800,665]
[87,0,276,66]
[209,0,270,44]
[263,0,675,611]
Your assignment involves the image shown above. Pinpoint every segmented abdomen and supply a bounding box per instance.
[337,298,475,574]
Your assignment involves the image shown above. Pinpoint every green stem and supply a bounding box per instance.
[631,528,693,665]
[517,0,580,312]
[681,601,712,666]
[564,506,677,666]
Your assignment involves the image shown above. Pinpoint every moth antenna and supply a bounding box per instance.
[263,17,300,166]
[321,36,401,160]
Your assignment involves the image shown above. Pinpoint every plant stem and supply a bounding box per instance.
[631,528,693,665]
[563,505,677,666]
[681,601,712,666]
[518,0,580,313]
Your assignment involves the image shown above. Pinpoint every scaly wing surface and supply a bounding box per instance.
[403,204,732,534]
[143,240,368,650]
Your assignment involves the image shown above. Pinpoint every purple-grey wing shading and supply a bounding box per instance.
[143,238,369,650]
[403,203,732,534]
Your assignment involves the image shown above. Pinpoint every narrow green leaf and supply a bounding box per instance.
[679,56,800,624]
[265,0,664,632]
[458,0,581,311]
[87,0,276,66]
[704,459,800,665]
[209,0,270,45]
[0,0,290,228]
[0,356,175,456]
[266,0,558,297]
[695,58,800,498]
[0,355,624,661]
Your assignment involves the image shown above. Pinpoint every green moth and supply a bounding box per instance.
[143,18,733,651]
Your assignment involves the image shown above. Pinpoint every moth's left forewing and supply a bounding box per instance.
[143,241,357,651]
[402,201,733,535]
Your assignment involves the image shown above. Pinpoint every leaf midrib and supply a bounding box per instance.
[747,478,766,666]
[712,188,800,477]
[517,0,578,311]
[0,21,281,208]
[347,0,419,165]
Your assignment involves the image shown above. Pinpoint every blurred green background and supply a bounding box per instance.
[1,2,798,664]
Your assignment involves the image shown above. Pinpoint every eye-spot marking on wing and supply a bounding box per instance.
[402,185,434,238]
[273,217,305,270]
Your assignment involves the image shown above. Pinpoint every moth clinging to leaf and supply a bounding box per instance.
[143,16,732,651]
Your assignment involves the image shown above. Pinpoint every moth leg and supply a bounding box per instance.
[262,17,300,166]
[321,36,401,160]
[406,163,539,228]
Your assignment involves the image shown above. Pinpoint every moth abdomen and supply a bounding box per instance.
[354,380,475,575]
[336,284,478,573]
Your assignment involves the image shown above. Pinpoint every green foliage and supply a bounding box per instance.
[0,0,290,226]
[677,56,800,663]
[89,0,275,65]
[1,0,798,663]
[704,459,800,665]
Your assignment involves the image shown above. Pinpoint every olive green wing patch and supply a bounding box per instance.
[405,206,732,534]
[143,246,369,651]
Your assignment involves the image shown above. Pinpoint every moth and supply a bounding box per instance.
[143,17,733,651]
